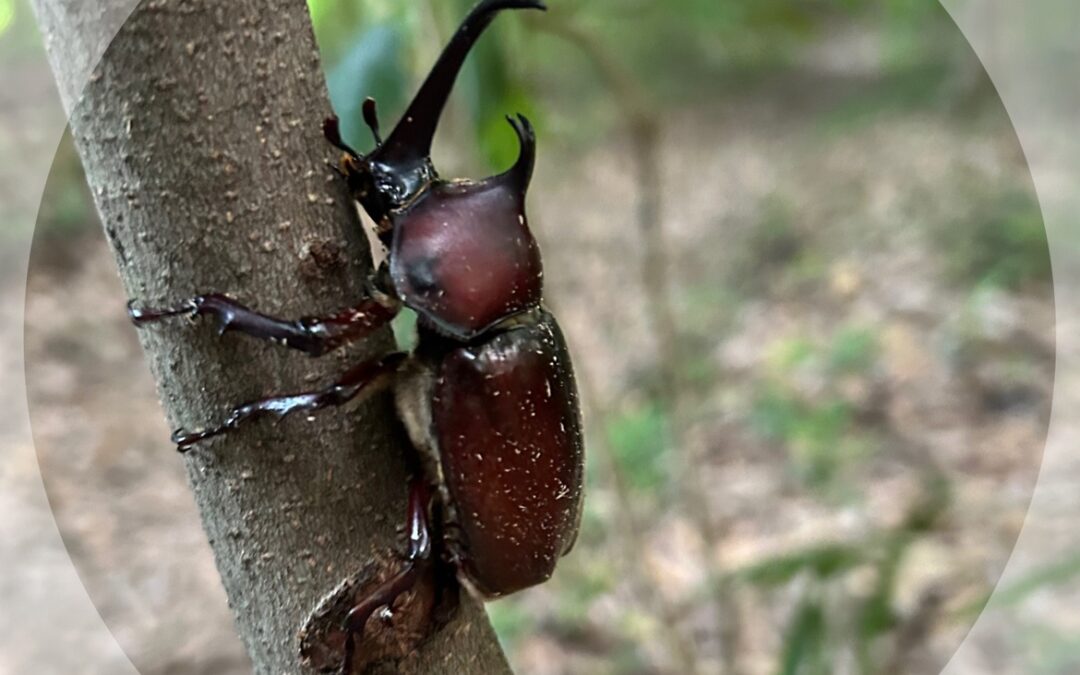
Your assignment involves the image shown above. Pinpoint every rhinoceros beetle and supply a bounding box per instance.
[128,0,583,671]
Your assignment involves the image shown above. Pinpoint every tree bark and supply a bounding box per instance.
[28,1,512,673]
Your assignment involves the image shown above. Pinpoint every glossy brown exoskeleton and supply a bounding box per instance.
[128,1,584,672]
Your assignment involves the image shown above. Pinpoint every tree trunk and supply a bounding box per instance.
[28,1,512,673]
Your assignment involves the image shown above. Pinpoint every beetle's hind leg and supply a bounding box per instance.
[338,478,453,675]
[172,352,406,451]
[128,283,399,357]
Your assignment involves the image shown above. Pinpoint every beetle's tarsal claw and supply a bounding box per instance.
[171,427,205,451]
[375,0,545,167]
[127,297,199,325]
[362,97,383,146]
[171,414,239,451]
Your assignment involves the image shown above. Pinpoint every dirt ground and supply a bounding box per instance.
[17,56,1060,675]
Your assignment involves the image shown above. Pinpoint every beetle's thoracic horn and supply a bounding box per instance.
[375,0,547,166]
[499,113,536,193]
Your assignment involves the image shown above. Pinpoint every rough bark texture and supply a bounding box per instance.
[29,1,512,673]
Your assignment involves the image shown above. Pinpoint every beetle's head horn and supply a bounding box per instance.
[325,0,545,225]
[372,0,546,170]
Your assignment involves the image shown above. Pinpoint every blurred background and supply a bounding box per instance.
[6,0,1067,673]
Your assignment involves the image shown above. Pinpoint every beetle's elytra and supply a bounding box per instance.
[127,0,584,672]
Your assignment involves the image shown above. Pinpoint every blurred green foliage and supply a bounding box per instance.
[553,558,615,626]
[957,548,1080,620]
[730,521,942,675]
[0,0,43,63]
[1020,623,1080,675]
[487,600,535,653]
[816,63,952,136]
[605,401,671,494]
[730,195,841,297]
[734,196,806,293]
[308,1,408,153]
[325,22,407,151]
[33,132,95,239]
[829,327,879,375]
[779,595,830,675]
[306,0,963,172]
[435,0,540,169]
[752,385,860,487]
[751,327,880,489]
[735,542,863,588]
[0,0,15,36]
[932,187,1051,290]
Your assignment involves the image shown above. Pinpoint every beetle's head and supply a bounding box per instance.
[324,0,545,234]
[326,114,436,234]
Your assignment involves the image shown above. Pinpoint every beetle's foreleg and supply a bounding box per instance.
[339,478,435,675]
[172,352,406,451]
[128,288,400,357]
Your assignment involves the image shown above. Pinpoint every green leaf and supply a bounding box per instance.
[778,594,830,675]
[855,533,911,646]
[735,543,864,588]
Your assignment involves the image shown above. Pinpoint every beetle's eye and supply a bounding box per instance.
[405,256,440,295]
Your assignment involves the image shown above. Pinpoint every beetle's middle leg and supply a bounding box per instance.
[128,285,400,357]
[173,352,406,450]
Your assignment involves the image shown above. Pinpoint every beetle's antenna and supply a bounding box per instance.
[362,97,383,147]
[376,0,546,166]
[322,115,361,159]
